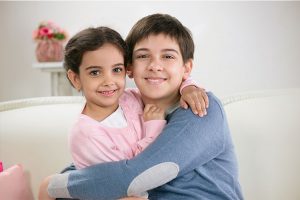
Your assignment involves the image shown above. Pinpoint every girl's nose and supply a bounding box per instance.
[102,72,114,86]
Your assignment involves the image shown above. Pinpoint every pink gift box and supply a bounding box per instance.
[0,161,3,172]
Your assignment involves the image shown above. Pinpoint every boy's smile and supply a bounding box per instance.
[130,33,192,109]
[145,77,167,85]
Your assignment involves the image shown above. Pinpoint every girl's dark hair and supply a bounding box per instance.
[126,13,194,64]
[64,26,128,75]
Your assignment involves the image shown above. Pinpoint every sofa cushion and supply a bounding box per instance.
[0,96,84,199]
[0,164,34,200]
[223,89,300,200]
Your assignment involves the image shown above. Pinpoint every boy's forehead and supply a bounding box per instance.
[135,33,179,49]
[141,33,176,42]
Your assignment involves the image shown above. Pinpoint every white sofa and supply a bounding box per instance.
[1,89,300,200]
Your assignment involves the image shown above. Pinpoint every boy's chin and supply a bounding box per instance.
[142,90,179,102]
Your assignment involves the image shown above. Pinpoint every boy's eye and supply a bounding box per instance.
[163,54,175,59]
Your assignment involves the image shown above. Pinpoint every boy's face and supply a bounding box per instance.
[129,33,192,106]
[68,43,126,114]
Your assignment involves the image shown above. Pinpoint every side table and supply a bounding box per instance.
[32,62,73,96]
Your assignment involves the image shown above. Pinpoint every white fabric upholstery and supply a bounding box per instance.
[223,88,300,200]
[0,96,85,199]
[0,89,299,199]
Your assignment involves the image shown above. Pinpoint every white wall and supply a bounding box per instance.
[1,1,300,101]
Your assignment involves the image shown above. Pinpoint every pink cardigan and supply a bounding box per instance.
[69,88,166,169]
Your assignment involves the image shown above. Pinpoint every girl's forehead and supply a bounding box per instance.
[80,44,125,68]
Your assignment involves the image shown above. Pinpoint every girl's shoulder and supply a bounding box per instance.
[119,88,144,113]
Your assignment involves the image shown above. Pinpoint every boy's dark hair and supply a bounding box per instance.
[126,13,194,64]
[64,26,128,75]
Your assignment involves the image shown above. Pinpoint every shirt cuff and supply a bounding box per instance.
[48,173,72,198]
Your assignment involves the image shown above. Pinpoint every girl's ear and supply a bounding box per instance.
[67,69,81,91]
[182,59,193,81]
[126,65,134,79]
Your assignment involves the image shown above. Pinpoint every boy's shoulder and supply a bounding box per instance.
[206,92,223,108]
[171,92,224,121]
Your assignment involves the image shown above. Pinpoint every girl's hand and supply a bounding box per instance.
[143,104,165,121]
[180,86,209,117]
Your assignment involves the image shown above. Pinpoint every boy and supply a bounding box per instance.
[46,13,243,199]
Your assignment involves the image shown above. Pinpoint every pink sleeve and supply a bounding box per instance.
[69,119,128,169]
[132,120,166,156]
[179,76,202,94]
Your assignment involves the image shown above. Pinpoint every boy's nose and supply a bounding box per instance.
[148,59,163,71]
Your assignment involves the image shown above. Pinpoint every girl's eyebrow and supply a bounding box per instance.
[84,63,124,70]
[85,66,102,71]
[113,63,125,67]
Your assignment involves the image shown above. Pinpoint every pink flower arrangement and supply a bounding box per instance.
[33,21,67,41]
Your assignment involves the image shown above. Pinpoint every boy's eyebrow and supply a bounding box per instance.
[162,49,179,55]
[134,48,179,54]
[133,48,148,53]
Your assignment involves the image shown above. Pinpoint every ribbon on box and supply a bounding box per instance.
[0,161,3,172]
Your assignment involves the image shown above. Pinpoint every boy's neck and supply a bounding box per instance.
[165,102,180,115]
[142,94,180,113]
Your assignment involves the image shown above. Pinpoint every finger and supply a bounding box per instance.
[187,97,198,115]
[182,95,198,115]
[196,94,206,116]
[194,99,204,117]
[154,107,165,116]
[202,98,208,115]
[179,98,188,109]
[148,105,159,113]
[144,104,155,113]
[197,89,209,109]
[202,91,209,108]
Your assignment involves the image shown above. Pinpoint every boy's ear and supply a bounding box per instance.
[67,69,81,91]
[182,59,193,81]
[126,65,134,79]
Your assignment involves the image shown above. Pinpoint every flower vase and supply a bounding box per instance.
[35,40,64,62]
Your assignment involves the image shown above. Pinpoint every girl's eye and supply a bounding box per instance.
[89,70,100,76]
[113,67,123,73]
[164,54,175,59]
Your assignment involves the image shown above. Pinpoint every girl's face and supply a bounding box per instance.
[70,43,126,116]
[129,33,192,107]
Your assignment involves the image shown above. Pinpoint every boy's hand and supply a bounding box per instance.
[143,104,165,121]
[38,175,55,200]
[180,86,209,117]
